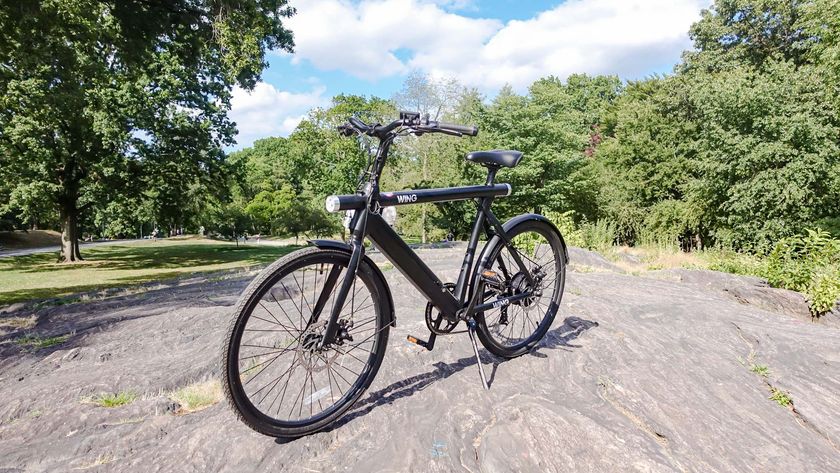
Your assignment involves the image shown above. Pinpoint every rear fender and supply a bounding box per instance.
[307,239,396,327]
[470,213,569,298]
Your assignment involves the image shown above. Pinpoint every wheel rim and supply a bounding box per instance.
[481,227,562,349]
[231,256,382,426]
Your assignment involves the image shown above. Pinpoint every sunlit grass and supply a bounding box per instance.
[15,334,69,349]
[0,238,299,305]
[84,391,137,408]
[169,380,222,414]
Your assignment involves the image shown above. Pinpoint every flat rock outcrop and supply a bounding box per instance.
[1,247,838,472]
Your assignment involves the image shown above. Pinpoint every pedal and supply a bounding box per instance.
[406,333,436,351]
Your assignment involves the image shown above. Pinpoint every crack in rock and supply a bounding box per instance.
[597,376,686,473]
[731,322,840,454]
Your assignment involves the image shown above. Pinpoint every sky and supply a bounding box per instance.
[228,0,712,149]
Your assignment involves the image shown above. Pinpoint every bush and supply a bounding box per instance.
[765,230,840,315]
[705,248,767,277]
[542,211,585,247]
[580,219,616,252]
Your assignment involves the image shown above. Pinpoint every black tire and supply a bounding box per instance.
[222,247,390,438]
[475,219,566,358]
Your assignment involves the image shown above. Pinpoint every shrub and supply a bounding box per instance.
[579,219,616,252]
[542,210,585,248]
[765,229,840,316]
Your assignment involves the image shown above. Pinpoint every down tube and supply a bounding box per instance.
[365,212,461,319]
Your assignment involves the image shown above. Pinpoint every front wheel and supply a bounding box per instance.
[475,219,566,358]
[221,247,390,438]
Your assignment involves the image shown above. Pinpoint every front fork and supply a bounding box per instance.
[316,209,368,349]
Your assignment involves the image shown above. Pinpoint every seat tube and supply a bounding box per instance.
[454,200,489,304]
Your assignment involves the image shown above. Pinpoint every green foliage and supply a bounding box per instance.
[705,249,768,277]
[542,211,585,248]
[750,364,770,377]
[0,1,294,261]
[769,387,792,407]
[765,230,840,315]
[3,0,837,294]
[579,220,617,252]
[15,334,69,349]
[86,391,137,408]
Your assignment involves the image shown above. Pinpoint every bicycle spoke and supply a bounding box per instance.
[231,252,387,426]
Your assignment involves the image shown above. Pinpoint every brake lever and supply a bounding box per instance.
[337,124,356,137]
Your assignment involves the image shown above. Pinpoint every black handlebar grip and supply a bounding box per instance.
[438,121,478,136]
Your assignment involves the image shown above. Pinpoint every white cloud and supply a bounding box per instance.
[285,0,500,80]
[229,82,328,148]
[286,0,708,90]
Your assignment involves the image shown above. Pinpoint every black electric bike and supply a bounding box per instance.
[222,111,568,438]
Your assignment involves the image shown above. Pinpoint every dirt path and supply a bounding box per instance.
[1,247,839,472]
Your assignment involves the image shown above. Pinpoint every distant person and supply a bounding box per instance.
[255,233,261,245]
[152,228,159,241]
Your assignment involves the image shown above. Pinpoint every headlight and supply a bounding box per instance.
[325,196,340,213]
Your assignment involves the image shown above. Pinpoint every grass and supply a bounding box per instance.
[598,244,766,276]
[15,334,69,349]
[378,262,394,271]
[169,380,222,414]
[0,237,299,305]
[750,364,770,377]
[72,454,115,470]
[84,391,137,408]
[0,316,36,330]
[769,387,793,407]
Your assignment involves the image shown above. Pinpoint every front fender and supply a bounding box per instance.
[307,239,396,327]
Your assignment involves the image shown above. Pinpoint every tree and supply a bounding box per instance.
[0,1,294,261]
[392,72,465,242]
[683,0,813,71]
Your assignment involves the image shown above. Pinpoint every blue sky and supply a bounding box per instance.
[229,0,711,149]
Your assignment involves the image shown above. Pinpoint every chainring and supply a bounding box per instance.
[424,283,463,335]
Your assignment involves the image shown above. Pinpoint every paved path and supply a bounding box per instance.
[0,239,142,258]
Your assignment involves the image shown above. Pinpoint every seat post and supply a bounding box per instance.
[485,167,498,185]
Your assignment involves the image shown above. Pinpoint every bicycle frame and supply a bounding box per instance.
[313,131,536,351]
[317,183,537,349]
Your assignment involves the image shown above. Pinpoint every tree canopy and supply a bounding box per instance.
[1,0,838,260]
[0,0,294,260]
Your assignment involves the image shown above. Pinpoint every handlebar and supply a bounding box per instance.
[337,111,478,139]
[434,121,478,136]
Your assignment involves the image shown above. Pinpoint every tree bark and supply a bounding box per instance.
[59,203,82,262]
[421,150,428,244]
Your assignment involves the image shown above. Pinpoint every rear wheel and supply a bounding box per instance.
[475,219,566,358]
[222,247,390,438]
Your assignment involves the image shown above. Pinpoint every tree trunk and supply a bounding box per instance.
[421,151,428,244]
[59,204,82,262]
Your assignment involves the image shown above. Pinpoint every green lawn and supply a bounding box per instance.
[0,238,299,305]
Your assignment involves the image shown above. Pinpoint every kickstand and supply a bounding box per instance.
[467,319,489,390]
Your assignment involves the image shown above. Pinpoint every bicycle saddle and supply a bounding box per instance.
[465,150,523,168]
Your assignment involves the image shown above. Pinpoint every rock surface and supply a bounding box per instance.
[1,246,839,472]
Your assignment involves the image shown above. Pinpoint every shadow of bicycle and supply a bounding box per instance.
[312,316,599,436]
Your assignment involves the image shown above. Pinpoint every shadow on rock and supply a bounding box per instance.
[276,316,598,442]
